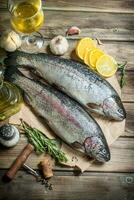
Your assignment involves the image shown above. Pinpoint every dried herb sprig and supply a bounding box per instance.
[118,62,127,88]
[21,120,68,163]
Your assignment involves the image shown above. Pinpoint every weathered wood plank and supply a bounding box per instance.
[0,10,134,41]
[44,0,134,14]
[38,10,134,41]
[0,136,134,172]
[124,103,134,136]
[0,170,134,200]
[122,72,134,102]
[1,0,134,13]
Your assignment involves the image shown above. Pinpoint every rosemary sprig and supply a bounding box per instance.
[21,120,68,163]
[118,62,127,88]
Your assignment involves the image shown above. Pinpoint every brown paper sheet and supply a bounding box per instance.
[9,75,125,172]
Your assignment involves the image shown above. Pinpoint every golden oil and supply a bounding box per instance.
[0,82,23,120]
[11,1,44,34]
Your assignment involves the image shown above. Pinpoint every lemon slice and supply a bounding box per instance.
[84,48,94,66]
[96,55,118,77]
[89,49,104,68]
[76,38,96,60]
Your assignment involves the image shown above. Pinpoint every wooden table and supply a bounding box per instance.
[0,1,134,199]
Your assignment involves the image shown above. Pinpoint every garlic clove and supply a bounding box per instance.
[66,26,81,36]
[3,35,17,52]
[10,31,22,48]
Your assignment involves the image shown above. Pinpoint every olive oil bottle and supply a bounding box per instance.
[0,81,23,120]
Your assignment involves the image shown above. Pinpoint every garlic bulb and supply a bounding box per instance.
[0,30,22,52]
[50,35,69,55]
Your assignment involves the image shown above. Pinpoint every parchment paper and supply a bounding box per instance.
[9,75,125,172]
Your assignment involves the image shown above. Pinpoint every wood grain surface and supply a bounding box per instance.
[0,0,134,199]
[1,0,134,13]
[0,170,134,200]
[0,10,134,41]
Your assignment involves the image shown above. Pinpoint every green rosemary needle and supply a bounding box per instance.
[21,120,68,163]
[118,62,127,88]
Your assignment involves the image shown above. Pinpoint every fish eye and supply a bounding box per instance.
[118,108,123,114]
[102,149,106,154]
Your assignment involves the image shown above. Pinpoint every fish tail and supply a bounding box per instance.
[4,65,24,84]
[4,51,33,68]
[4,51,20,67]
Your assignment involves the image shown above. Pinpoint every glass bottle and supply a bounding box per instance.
[0,79,23,121]
[8,0,45,51]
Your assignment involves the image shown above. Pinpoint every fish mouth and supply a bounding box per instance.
[113,104,126,121]
[117,109,126,121]
[119,100,127,119]
[96,152,110,162]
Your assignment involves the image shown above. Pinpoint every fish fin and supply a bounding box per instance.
[84,137,95,157]
[86,103,103,115]
[32,69,42,78]
[4,51,24,67]
[29,70,49,86]
[23,92,32,105]
[71,141,84,152]
[84,136,102,153]
[87,103,101,110]
[4,55,18,67]
[19,68,34,79]
[4,66,25,83]
[84,137,93,149]
[52,83,65,92]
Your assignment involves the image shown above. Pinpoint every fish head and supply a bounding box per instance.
[84,136,110,162]
[103,95,126,121]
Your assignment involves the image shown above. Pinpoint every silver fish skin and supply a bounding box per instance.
[5,68,110,162]
[4,51,126,121]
